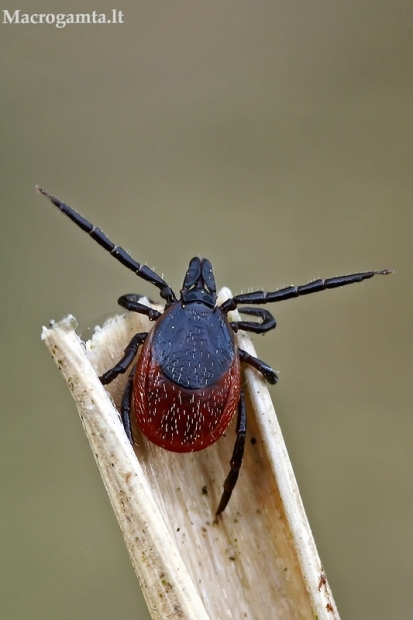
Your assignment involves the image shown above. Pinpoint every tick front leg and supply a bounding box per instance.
[36,186,177,304]
[220,269,392,311]
[120,364,137,444]
[238,348,278,385]
[99,332,148,384]
[216,390,247,515]
[118,294,162,321]
[230,307,276,334]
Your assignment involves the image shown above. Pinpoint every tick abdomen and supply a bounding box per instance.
[133,303,241,452]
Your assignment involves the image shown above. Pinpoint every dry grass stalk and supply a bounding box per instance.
[41,288,339,620]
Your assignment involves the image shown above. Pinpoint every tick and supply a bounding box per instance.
[37,186,392,514]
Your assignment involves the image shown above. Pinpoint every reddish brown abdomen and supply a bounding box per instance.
[133,328,241,452]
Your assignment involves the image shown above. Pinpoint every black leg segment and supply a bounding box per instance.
[220,269,393,312]
[36,186,177,303]
[120,365,137,444]
[230,307,276,334]
[238,348,278,385]
[216,389,247,515]
[118,294,162,321]
[99,332,148,384]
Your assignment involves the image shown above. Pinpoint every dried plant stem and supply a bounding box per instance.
[41,289,339,620]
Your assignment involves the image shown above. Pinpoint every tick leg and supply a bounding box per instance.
[120,365,137,444]
[216,390,247,515]
[36,186,177,304]
[220,269,392,312]
[118,294,162,321]
[238,348,278,385]
[99,332,148,384]
[230,307,276,334]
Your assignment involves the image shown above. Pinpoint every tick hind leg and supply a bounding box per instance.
[238,348,278,385]
[99,332,148,384]
[216,390,247,515]
[119,364,137,444]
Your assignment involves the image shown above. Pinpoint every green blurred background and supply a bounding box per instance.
[1,1,412,618]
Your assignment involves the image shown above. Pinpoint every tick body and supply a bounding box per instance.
[134,300,241,452]
[37,186,392,515]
